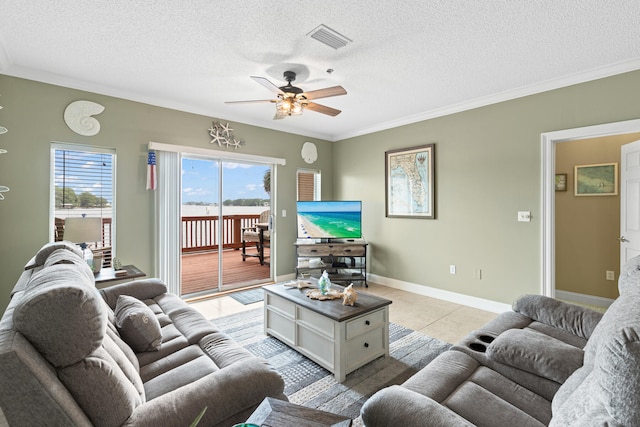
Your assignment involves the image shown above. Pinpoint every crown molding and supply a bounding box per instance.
[334,57,640,141]
[3,57,640,142]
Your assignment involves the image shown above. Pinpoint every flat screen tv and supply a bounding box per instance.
[296,200,362,240]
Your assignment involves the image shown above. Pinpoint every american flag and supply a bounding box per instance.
[146,151,157,190]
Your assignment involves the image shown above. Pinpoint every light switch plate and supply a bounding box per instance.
[518,211,531,222]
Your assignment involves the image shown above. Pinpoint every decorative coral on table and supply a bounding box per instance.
[341,283,358,306]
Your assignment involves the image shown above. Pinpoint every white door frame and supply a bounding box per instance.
[541,119,640,297]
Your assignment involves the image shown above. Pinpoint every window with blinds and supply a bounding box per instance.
[297,169,321,201]
[50,143,116,265]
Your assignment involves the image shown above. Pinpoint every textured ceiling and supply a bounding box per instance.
[1,1,640,141]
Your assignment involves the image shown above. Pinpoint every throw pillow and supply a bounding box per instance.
[115,295,162,352]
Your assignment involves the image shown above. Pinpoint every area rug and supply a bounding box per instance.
[229,288,265,305]
[212,307,451,425]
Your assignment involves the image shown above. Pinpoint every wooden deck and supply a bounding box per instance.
[181,247,271,296]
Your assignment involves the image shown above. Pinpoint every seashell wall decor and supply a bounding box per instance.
[208,121,244,149]
[64,100,105,136]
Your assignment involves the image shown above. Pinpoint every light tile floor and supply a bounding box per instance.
[190,282,498,344]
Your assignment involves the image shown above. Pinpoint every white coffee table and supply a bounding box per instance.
[262,282,392,382]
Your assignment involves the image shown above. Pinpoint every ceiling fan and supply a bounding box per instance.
[225,71,347,119]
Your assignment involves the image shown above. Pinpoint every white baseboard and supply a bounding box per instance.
[555,290,614,308]
[368,273,512,314]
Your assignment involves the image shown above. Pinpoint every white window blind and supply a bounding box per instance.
[50,142,116,265]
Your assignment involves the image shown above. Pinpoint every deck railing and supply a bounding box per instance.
[55,215,262,257]
[181,214,260,253]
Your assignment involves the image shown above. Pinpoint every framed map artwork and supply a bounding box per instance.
[385,144,435,218]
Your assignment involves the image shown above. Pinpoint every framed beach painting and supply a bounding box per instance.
[385,144,435,218]
[574,163,618,196]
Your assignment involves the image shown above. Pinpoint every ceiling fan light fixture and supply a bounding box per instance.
[291,101,303,115]
[227,71,345,119]
[276,97,304,116]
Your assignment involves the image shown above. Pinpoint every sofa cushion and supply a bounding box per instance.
[13,264,106,367]
[406,350,551,425]
[25,241,83,270]
[58,344,144,427]
[143,347,219,401]
[106,325,140,373]
[486,328,583,383]
[44,248,96,284]
[592,323,640,425]
[513,295,602,340]
[151,293,219,344]
[552,285,640,426]
[100,279,168,310]
[551,364,590,415]
[115,295,162,352]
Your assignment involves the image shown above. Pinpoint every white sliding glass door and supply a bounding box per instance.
[180,156,272,296]
[150,141,284,298]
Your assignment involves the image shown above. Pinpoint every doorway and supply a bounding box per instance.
[541,119,640,300]
[180,156,272,297]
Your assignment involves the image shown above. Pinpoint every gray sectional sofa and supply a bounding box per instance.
[362,255,640,426]
[0,242,286,426]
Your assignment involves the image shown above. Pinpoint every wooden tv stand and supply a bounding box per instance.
[295,239,367,287]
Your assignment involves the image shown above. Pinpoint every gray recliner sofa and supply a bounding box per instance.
[0,242,286,426]
[362,255,640,426]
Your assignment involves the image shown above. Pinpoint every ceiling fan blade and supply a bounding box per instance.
[251,76,285,95]
[302,86,347,100]
[225,99,277,104]
[305,102,342,117]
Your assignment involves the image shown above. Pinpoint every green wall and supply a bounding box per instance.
[333,70,640,304]
[2,70,640,312]
[0,75,334,313]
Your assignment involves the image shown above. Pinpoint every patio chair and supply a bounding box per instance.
[241,210,270,265]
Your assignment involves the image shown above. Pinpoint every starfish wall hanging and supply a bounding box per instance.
[208,121,245,149]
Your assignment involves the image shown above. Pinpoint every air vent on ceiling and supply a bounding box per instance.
[307,24,352,50]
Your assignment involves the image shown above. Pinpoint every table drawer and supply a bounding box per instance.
[345,327,385,371]
[346,309,385,340]
[330,245,365,256]
[297,245,332,256]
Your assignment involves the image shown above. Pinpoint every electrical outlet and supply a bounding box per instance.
[281,209,286,217]
[474,269,482,280]
[606,270,615,281]
[450,265,456,275]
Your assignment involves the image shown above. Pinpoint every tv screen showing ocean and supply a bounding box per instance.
[297,211,361,238]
